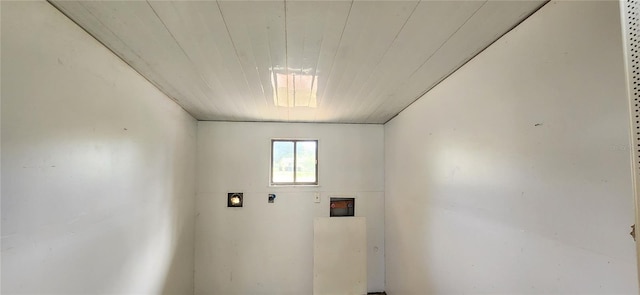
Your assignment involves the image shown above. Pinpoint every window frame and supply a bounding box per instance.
[270,139,318,186]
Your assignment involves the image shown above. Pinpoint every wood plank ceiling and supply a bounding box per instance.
[50,0,546,124]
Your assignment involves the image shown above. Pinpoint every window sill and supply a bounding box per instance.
[269,184,320,187]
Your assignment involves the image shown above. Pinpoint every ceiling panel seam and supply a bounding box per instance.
[145,0,224,116]
[382,0,550,124]
[307,7,323,120]
[215,0,265,119]
[339,0,420,123]
[284,0,290,121]
[313,0,354,121]
[244,12,270,111]
[46,0,197,120]
[362,0,487,123]
[265,12,278,114]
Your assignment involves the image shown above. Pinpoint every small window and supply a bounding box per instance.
[271,139,318,185]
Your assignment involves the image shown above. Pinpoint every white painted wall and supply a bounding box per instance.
[195,122,384,294]
[1,2,197,294]
[384,1,638,294]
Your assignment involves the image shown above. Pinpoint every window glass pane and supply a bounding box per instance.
[272,141,294,183]
[295,141,317,183]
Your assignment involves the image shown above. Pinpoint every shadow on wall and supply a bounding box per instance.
[160,205,196,295]
[0,1,197,294]
[1,133,196,294]
[161,136,196,295]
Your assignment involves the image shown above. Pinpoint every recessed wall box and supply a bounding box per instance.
[330,197,355,217]
[228,192,243,207]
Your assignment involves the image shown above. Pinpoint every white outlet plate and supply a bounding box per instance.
[314,193,321,203]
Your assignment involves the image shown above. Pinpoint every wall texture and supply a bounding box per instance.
[384,1,638,294]
[1,2,197,294]
[195,122,384,294]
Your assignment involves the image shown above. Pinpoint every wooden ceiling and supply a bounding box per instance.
[50,0,546,123]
